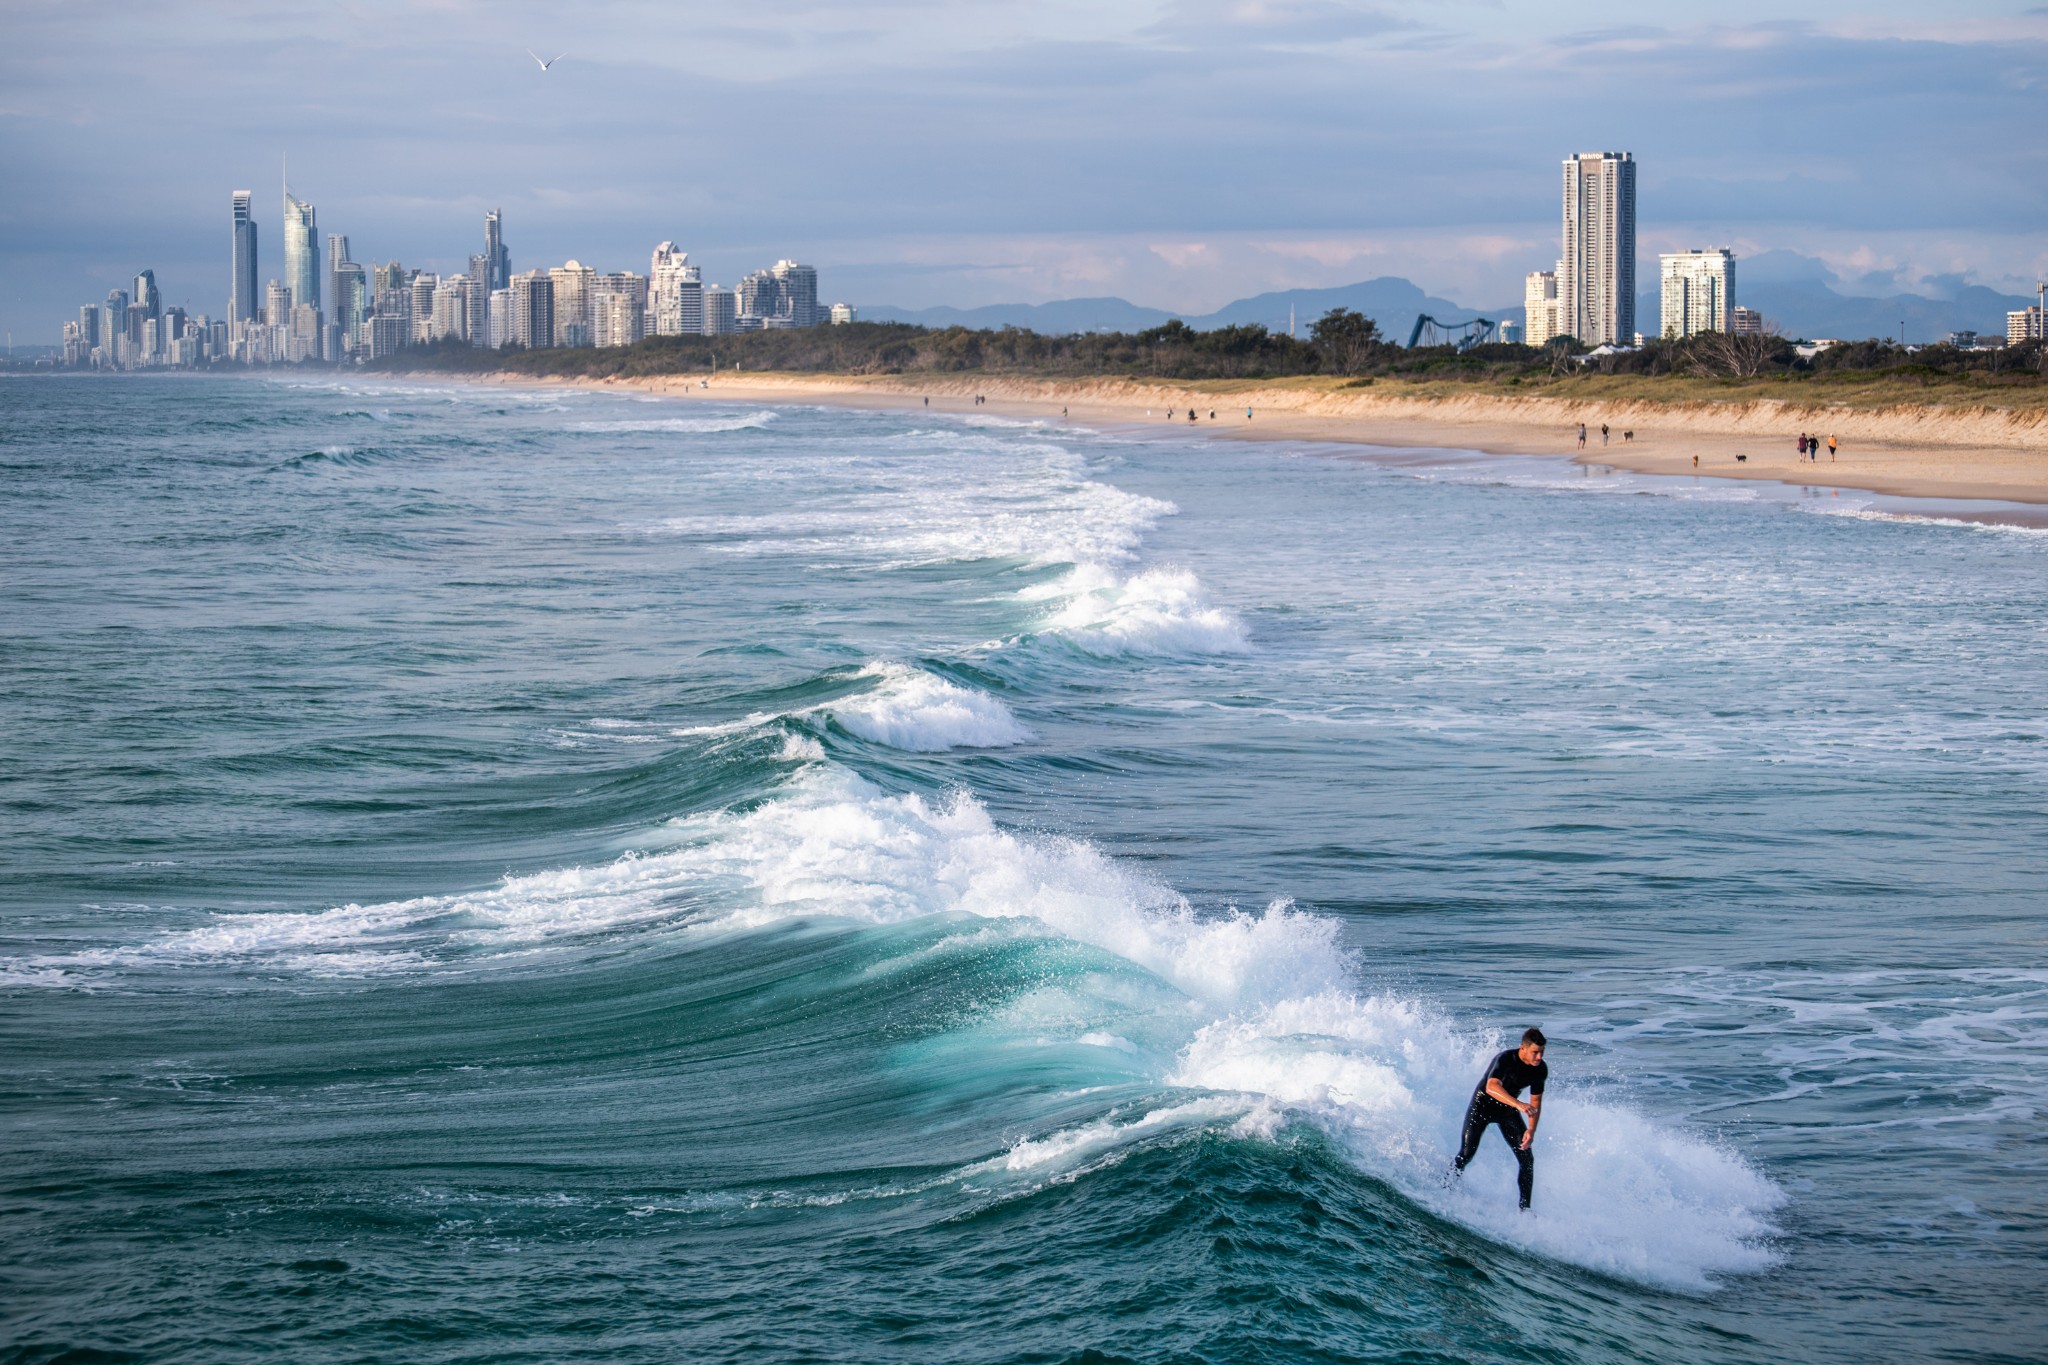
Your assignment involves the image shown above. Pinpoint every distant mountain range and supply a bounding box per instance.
[861,277,1519,341]
[864,254,2038,344]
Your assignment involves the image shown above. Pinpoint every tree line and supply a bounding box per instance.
[382,311,2047,386]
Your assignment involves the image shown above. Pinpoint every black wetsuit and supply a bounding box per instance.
[1454,1048,1548,1208]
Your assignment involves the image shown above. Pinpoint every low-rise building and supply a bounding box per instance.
[1659,248,1735,339]
[1523,269,1560,346]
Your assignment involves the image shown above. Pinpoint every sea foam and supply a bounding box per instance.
[657,770,1782,1289]
[828,662,1035,751]
[1025,565,1250,657]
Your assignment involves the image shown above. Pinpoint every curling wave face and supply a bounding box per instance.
[11,762,1782,1289]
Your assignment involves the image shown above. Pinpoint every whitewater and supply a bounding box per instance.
[3,375,2043,1364]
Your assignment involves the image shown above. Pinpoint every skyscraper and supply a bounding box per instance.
[649,243,703,336]
[131,269,161,343]
[509,271,554,350]
[325,234,355,359]
[772,260,820,327]
[701,285,737,335]
[736,269,783,323]
[430,277,470,344]
[231,190,259,324]
[283,179,320,312]
[466,255,492,349]
[103,289,127,366]
[1559,151,1635,346]
[591,273,648,348]
[332,261,368,355]
[548,261,595,347]
[266,281,292,328]
[484,209,510,291]
[410,274,439,344]
[1659,249,1735,339]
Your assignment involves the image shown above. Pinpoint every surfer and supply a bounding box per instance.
[1451,1028,1547,1210]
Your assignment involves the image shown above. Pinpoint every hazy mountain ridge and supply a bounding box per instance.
[865,254,2037,343]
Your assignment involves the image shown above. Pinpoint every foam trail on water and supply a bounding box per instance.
[1025,565,1250,657]
[569,413,776,435]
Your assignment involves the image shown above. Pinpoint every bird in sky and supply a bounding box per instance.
[527,49,566,72]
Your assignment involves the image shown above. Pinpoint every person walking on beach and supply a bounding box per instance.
[1577,423,1586,449]
[1451,1028,1548,1210]
[1600,423,1610,446]
[1797,434,1808,458]
[1829,435,1838,460]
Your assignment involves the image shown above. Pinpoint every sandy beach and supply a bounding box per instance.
[459,370,2048,509]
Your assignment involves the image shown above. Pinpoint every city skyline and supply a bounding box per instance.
[58,185,845,368]
[54,146,2048,367]
[4,2,2043,343]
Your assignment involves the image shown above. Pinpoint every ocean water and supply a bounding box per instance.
[2,375,2043,1364]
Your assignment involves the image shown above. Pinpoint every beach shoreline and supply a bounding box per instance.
[431,368,2048,508]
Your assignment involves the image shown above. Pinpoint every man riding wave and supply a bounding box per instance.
[1451,1028,1547,1210]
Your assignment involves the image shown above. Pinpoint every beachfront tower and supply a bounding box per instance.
[772,260,820,327]
[1660,249,1736,339]
[1559,151,1635,346]
[231,190,259,323]
[484,209,510,291]
[649,242,704,336]
[284,184,319,313]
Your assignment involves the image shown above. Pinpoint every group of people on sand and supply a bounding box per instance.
[1161,407,1219,423]
[1575,421,1846,468]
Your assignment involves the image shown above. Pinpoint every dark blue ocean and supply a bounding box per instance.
[3,374,2044,1363]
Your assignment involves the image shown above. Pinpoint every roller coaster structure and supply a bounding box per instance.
[1407,314,1496,350]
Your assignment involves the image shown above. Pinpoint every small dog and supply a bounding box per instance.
[1736,453,1748,463]
[1622,431,1633,443]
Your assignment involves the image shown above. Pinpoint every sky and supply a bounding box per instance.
[3,0,2045,341]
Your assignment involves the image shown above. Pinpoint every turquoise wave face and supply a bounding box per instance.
[2,376,2044,1362]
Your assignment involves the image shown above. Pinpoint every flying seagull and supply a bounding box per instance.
[527,49,566,71]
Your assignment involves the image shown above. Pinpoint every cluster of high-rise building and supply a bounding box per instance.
[1517,151,2038,351]
[1516,152,1758,348]
[59,179,853,369]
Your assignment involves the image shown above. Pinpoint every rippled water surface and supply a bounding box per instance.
[3,375,2044,1363]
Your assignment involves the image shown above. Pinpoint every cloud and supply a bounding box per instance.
[2,1,2045,338]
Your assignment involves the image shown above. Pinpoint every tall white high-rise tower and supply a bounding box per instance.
[283,162,320,313]
[1559,151,1635,346]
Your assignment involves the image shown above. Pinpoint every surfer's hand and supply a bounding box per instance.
[1519,1132,1533,1150]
